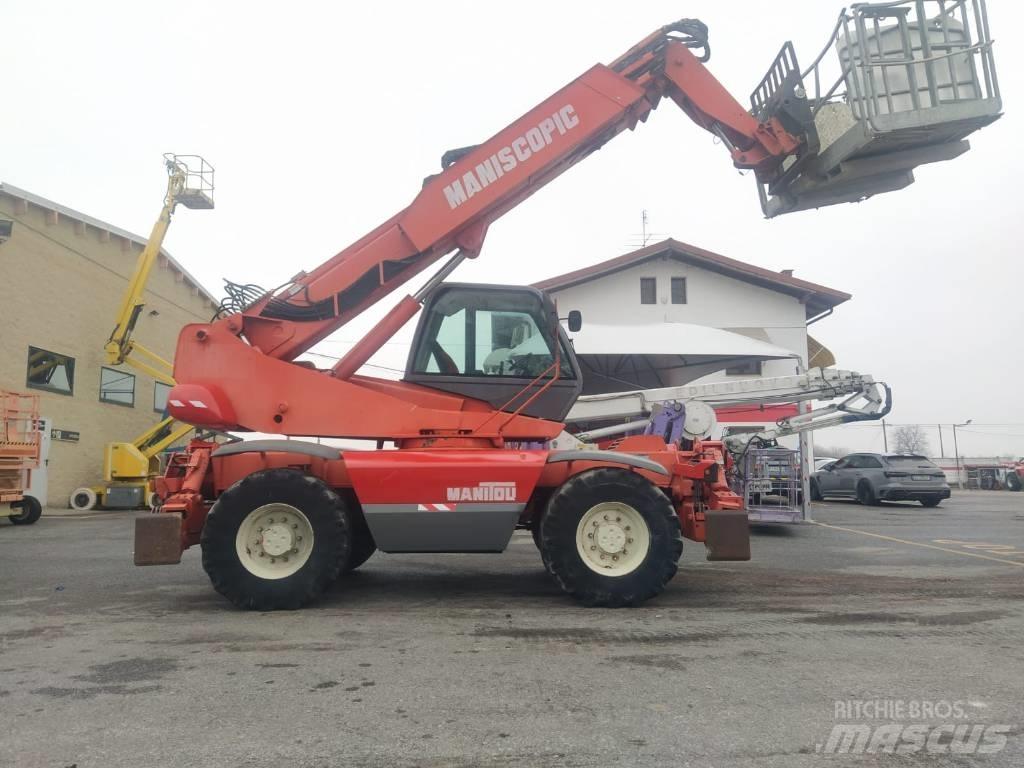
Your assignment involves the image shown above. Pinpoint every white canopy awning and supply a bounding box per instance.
[568,322,798,394]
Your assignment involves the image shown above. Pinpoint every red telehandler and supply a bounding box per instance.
[137,3,1001,609]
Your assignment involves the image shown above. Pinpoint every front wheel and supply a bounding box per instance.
[539,468,682,607]
[201,469,352,610]
[1006,472,1022,492]
[9,496,42,525]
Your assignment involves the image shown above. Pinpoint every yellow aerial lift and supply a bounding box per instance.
[69,154,214,510]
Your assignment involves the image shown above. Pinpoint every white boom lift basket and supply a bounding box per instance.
[754,0,1001,217]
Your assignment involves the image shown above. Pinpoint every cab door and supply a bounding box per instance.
[836,455,867,495]
[404,284,582,421]
[817,457,848,496]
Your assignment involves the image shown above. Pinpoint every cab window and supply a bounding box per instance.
[412,291,574,379]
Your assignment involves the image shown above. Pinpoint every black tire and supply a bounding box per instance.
[201,469,351,610]
[343,509,376,573]
[528,495,552,557]
[856,481,879,506]
[9,496,42,525]
[539,468,682,607]
[810,480,822,502]
[531,523,543,551]
[920,497,942,508]
[1006,472,1022,492]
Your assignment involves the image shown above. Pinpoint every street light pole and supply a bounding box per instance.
[952,419,973,489]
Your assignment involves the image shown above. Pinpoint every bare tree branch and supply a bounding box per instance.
[893,425,930,455]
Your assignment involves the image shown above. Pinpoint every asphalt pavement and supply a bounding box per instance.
[2,492,1022,767]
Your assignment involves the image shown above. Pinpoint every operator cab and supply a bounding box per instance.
[404,284,582,421]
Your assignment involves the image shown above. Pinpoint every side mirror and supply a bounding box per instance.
[567,310,582,333]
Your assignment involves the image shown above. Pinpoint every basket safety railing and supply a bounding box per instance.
[735,447,802,516]
[800,0,999,131]
[163,153,215,210]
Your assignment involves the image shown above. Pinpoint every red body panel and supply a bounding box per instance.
[169,322,564,441]
[154,434,743,555]
[343,450,548,505]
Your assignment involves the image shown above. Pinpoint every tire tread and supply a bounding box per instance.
[540,468,682,607]
[201,469,350,610]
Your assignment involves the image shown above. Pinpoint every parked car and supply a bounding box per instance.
[810,452,951,507]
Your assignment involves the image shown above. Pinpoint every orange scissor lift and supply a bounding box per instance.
[1,390,42,525]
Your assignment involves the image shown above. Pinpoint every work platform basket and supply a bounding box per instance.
[164,153,215,210]
[732,447,803,525]
[754,0,1000,217]
[0,390,40,503]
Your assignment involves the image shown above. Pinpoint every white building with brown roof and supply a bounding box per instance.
[535,238,848,379]
[534,238,851,430]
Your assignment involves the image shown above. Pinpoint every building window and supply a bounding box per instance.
[640,277,656,304]
[725,359,763,376]
[26,346,75,395]
[671,277,687,304]
[100,367,135,407]
[154,381,172,414]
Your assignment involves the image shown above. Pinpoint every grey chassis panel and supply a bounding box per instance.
[104,485,145,509]
[363,504,524,553]
[211,440,341,461]
[547,450,670,476]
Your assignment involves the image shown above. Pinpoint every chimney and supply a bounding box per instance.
[780,269,794,277]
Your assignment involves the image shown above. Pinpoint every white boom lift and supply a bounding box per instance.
[561,368,890,449]
[555,368,890,524]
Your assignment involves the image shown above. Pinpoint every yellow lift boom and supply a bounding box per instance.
[69,155,214,511]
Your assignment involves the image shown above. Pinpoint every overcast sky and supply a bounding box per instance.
[4,1,1020,457]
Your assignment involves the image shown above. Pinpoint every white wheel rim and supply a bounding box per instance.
[575,501,650,576]
[235,503,314,580]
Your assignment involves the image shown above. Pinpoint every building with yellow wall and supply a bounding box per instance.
[0,183,217,507]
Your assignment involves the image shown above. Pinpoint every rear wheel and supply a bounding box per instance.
[9,496,42,525]
[540,468,682,607]
[1006,472,1022,492]
[856,481,879,506]
[920,497,942,508]
[201,469,351,610]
